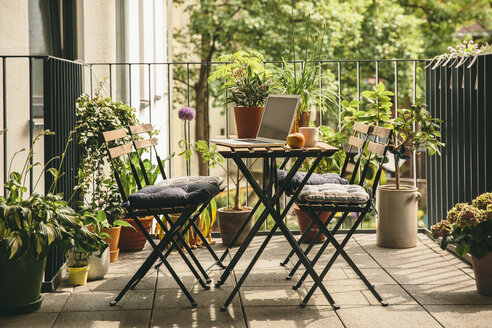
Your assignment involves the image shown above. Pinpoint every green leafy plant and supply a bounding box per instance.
[208,50,273,108]
[432,192,492,259]
[76,80,140,224]
[342,82,443,188]
[0,129,102,261]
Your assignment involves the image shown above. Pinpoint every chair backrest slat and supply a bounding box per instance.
[134,138,158,150]
[366,141,386,156]
[108,144,133,159]
[371,125,392,139]
[102,128,128,142]
[353,122,371,134]
[129,123,153,134]
[348,136,365,149]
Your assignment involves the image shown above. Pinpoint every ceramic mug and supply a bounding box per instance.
[299,127,319,147]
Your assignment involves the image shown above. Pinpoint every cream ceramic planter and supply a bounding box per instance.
[376,185,421,248]
[87,248,110,280]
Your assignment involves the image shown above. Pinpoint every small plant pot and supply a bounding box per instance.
[234,106,264,138]
[293,205,331,243]
[472,252,492,296]
[67,265,90,286]
[218,207,253,246]
[88,248,110,280]
[376,185,421,248]
[292,110,311,133]
[119,216,154,251]
[110,248,120,262]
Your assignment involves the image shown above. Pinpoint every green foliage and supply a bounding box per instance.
[209,50,273,107]
[0,130,102,261]
[313,126,346,174]
[76,80,140,223]
[433,193,492,259]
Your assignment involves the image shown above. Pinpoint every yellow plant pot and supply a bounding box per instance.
[67,265,90,286]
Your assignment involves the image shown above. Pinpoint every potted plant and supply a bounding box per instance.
[76,81,139,256]
[343,82,444,248]
[0,129,102,315]
[208,50,272,138]
[431,192,492,295]
[181,140,253,246]
[66,248,90,286]
[273,24,338,132]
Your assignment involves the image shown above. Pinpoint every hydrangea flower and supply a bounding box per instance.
[431,220,451,238]
[447,203,468,224]
[178,107,195,121]
[455,204,483,228]
[472,192,492,210]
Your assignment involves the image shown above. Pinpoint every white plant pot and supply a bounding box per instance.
[87,248,110,280]
[376,185,421,248]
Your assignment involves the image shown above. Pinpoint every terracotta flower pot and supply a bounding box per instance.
[472,252,492,296]
[105,226,121,262]
[234,106,264,138]
[294,205,331,243]
[217,207,253,246]
[118,216,154,251]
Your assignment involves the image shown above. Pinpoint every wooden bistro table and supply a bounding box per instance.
[210,141,338,310]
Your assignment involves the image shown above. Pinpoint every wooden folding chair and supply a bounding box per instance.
[103,127,222,307]
[287,123,393,309]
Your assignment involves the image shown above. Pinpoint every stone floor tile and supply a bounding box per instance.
[386,264,473,285]
[61,289,153,311]
[425,304,492,328]
[236,268,295,287]
[403,283,492,305]
[151,306,245,328]
[154,286,241,308]
[305,284,417,307]
[72,272,157,293]
[337,304,442,328]
[53,310,150,328]
[240,286,302,307]
[0,312,58,328]
[38,291,70,312]
[244,305,343,328]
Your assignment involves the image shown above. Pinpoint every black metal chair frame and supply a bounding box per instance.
[210,145,339,311]
[103,125,222,307]
[286,123,393,309]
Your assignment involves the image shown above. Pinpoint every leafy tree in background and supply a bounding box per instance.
[173,0,491,174]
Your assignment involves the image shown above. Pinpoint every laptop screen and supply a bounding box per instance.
[257,95,300,140]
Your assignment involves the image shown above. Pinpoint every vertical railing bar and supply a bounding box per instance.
[89,64,93,98]
[337,61,341,130]
[109,64,113,99]
[29,57,34,194]
[394,61,398,115]
[206,62,211,178]
[128,64,132,108]
[3,57,7,195]
[375,61,379,86]
[167,63,172,177]
[356,61,360,108]
[186,63,191,176]
[412,61,417,187]
[225,86,230,207]
[148,64,153,162]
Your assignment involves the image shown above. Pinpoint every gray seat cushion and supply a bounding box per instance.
[156,175,223,188]
[277,170,348,194]
[127,182,221,209]
[298,183,370,204]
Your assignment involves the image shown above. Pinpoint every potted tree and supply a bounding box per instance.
[208,50,272,138]
[0,129,102,315]
[343,82,443,248]
[76,81,138,256]
[431,192,492,295]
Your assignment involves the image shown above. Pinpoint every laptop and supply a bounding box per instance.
[210,94,300,148]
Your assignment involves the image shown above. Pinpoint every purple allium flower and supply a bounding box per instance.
[468,40,474,45]
[178,107,195,121]
[447,46,454,51]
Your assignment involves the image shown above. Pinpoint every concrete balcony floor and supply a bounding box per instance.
[2,233,491,328]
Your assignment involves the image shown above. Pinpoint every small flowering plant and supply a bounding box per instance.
[431,192,492,259]
[431,40,492,68]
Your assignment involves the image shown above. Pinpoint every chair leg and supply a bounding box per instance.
[157,215,210,288]
[291,212,348,288]
[280,218,316,267]
[111,210,198,308]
